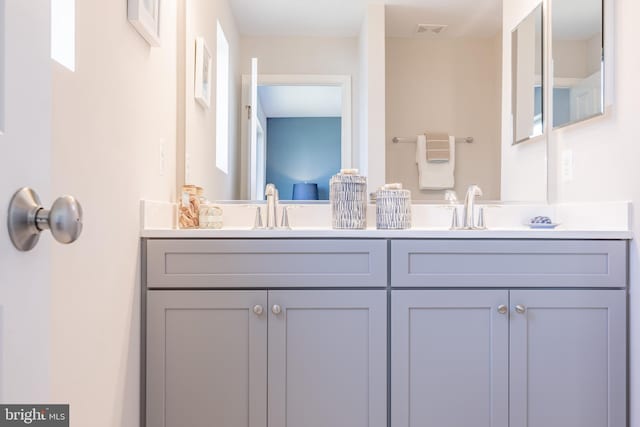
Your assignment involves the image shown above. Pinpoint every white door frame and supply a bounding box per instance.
[240,74,352,200]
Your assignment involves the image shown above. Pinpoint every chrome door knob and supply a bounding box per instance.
[45,195,83,244]
[8,187,83,251]
[497,304,508,314]
[253,305,264,315]
[271,304,282,315]
[515,304,526,314]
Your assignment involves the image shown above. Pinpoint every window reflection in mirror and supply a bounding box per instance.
[512,4,543,144]
[552,0,603,128]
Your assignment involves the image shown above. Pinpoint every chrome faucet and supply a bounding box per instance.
[463,185,483,230]
[265,183,279,229]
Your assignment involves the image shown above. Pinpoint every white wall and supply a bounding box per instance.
[501,0,548,201]
[548,0,639,424]
[184,0,241,200]
[554,33,602,79]
[51,1,177,426]
[359,4,386,192]
[386,35,502,200]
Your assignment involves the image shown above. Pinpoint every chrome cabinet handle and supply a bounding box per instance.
[271,304,282,315]
[497,304,508,314]
[515,304,526,314]
[8,187,83,251]
[253,305,264,315]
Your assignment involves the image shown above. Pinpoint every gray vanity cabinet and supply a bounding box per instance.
[391,289,627,427]
[144,238,628,427]
[146,290,268,427]
[509,290,626,427]
[146,289,386,427]
[268,290,387,427]
[391,290,510,427]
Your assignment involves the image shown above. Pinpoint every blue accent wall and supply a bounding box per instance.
[553,88,571,127]
[534,86,572,127]
[266,117,341,200]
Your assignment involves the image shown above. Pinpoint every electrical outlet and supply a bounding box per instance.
[561,149,574,182]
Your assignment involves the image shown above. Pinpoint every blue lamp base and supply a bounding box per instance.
[292,183,319,200]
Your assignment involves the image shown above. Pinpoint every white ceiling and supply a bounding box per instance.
[229,0,502,39]
[552,0,602,40]
[385,0,501,38]
[258,85,343,118]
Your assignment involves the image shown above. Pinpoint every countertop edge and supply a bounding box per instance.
[140,229,634,240]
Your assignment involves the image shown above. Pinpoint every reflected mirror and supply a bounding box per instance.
[552,0,603,128]
[181,0,548,203]
[511,4,543,144]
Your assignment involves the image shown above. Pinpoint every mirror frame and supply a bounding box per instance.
[551,0,605,130]
[511,3,544,145]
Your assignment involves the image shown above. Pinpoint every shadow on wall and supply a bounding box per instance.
[266,117,341,200]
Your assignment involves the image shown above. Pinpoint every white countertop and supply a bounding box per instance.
[141,227,633,239]
[140,200,633,240]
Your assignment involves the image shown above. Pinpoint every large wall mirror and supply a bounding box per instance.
[180,0,549,203]
[552,0,603,128]
[511,4,543,145]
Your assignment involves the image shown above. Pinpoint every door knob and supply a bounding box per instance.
[8,187,83,251]
[515,304,526,314]
[253,305,264,315]
[271,304,282,315]
[497,304,508,314]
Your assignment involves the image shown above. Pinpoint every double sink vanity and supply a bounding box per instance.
[141,200,630,427]
[149,0,621,423]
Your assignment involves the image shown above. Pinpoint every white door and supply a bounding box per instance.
[0,0,53,401]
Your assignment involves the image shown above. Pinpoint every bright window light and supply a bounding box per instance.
[51,0,75,72]
[216,21,229,174]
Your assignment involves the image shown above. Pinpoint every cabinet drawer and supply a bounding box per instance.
[146,239,388,288]
[391,240,627,288]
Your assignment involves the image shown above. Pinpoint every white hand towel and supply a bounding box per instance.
[416,135,455,189]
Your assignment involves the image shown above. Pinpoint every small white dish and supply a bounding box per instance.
[526,222,560,229]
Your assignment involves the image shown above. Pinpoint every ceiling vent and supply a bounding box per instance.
[416,24,448,35]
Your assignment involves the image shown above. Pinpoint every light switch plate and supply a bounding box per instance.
[561,149,574,182]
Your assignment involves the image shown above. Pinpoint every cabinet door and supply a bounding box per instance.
[391,290,509,427]
[510,290,626,427]
[146,291,267,427]
[268,290,387,427]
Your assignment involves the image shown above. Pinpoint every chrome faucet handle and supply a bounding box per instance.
[280,206,291,230]
[450,206,461,230]
[476,207,487,230]
[253,206,264,229]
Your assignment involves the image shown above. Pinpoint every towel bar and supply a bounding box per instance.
[392,136,474,144]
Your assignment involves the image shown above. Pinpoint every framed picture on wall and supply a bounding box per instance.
[194,37,212,109]
[128,0,161,46]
